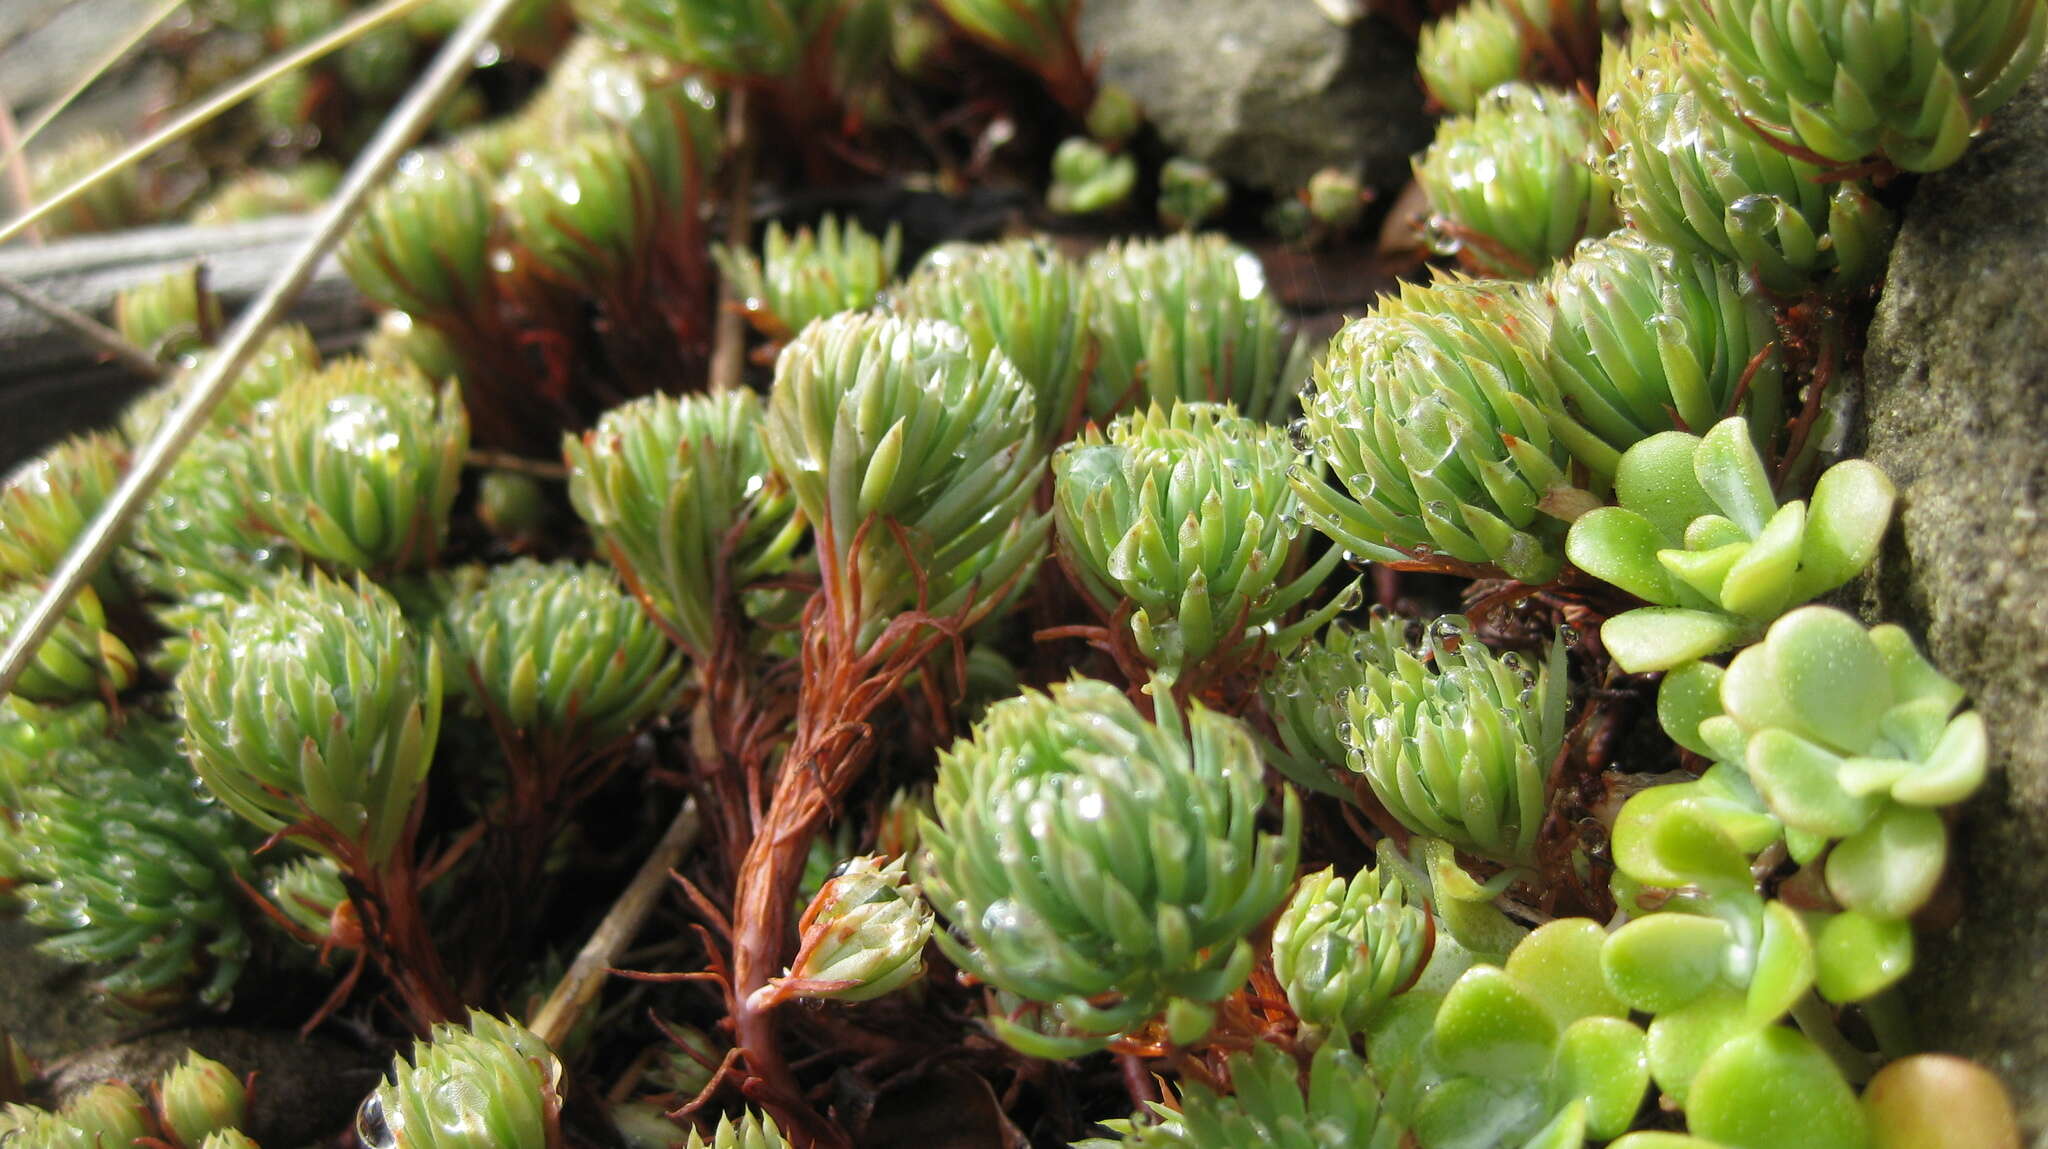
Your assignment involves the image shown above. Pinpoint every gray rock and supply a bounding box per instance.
[46,1027,385,1148]
[1858,72,2048,1137]
[1078,0,1431,193]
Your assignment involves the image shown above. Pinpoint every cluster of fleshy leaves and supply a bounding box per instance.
[5,0,2043,1141]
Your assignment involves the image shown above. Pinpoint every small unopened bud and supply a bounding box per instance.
[158,1051,248,1149]
[59,1080,152,1146]
[1085,84,1142,145]
[1306,168,1368,231]
[750,855,932,1010]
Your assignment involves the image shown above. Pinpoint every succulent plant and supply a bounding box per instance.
[755,853,933,1008]
[891,237,1093,444]
[1157,157,1229,231]
[115,267,225,364]
[360,1013,563,1149]
[266,854,353,944]
[119,324,322,446]
[1374,919,1651,1148]
[1600,32,1897,295]
[920,678,1301,1056]
[340,149,496,323]
[1085,83,1143,145]
[245,358,469,572]
[1679,0,2048,171]
[764,312,1045,642]
[0,584,137,705]
[1272,863,1434,1046]
[1568,417,1896,672]
[11,716,255,1007]
[0,1107,103,1149]
[1260,620,1389,798]
[190,161,343,225]
[1052,402,1351,679]
[1339,615,1565,866]
[1678,606,1986,918]
[532,48,721,219]
[684,1110,792,1149]
[0,431,126,591]
[1417,1,1528,115]
[477,470,548,546]
[177,571,443,866]
[566,388,804,660]
[1079,1041,1406,1148]
[1291,276,1580,583]
[1304,168,1368,233]
[1542,232,1785,478]
[1048,137,1138,216]
[715,214,901,339]
[441,559,683,759]
[59,1082,155,1146]
[1416,83,1617,277]
[30,131,149,237]
[572,0,806,77]
[499,132,659,297]
[159,1051,249,1148]
[124,430,288,601]
[1085,233,1304,425]
[200,1132,263,1149]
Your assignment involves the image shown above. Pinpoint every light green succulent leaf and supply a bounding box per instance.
[1685,1027,1870,1149]
[1603,913,1733,1014]
[1813,910,1914,1003]
[1824,804,1948,919]
[1552,1015,1650,1140]
[1657,660,1728,758]
[1567,507,1675,603]
[1600,607,1747,674]
[1435,966,1560,1079]
[1504,918,1626,1028]
[1645,986,1755,1105]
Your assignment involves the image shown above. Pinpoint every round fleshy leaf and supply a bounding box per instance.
[1794,460,1895,600]
[1693,417,1777,538]
[1651,796,1756,889]
[1687,1027,1870,1149]
[1825,804,1947,919]
[1602,607,1747,674]
[1717,501,1805,618]
[1746,729,1878,838]
[1645,987,1752,1104]
[1815,911,1914,1003]
[1614,431,1715,543]
[1603,913,1731,1014]
[1718,640,1803,736]
[1568,508,1676,603]
[1555,1015,1650,1140]
[1863,1055,2023,1149]
[1891,711,1987,807]
[1610,1136,1723,1148]
[1521,1100,1588,1149]
[1658,661,1726,758]
[1434,965,1560,1078]
[1765,608,1889,754]
[1413,1074,1550,1149]
[1506,918,1627,1026]
[1743,900,1814,1027]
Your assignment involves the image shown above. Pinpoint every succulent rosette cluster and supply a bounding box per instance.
[361,1013,564,1149]
[1084,233,1305,424]
[1053,401,1350,680]
[716,215,902,339]
[1416,83,1617,275]
[920,678,1300,1056]
[764,311,1045,641]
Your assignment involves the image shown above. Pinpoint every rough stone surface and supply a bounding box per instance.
[47,1027,384,1146]
[1857,71,2048,1140]
[1078,0,1431,193]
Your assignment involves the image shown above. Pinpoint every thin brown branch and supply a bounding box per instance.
[0,271,164,377]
